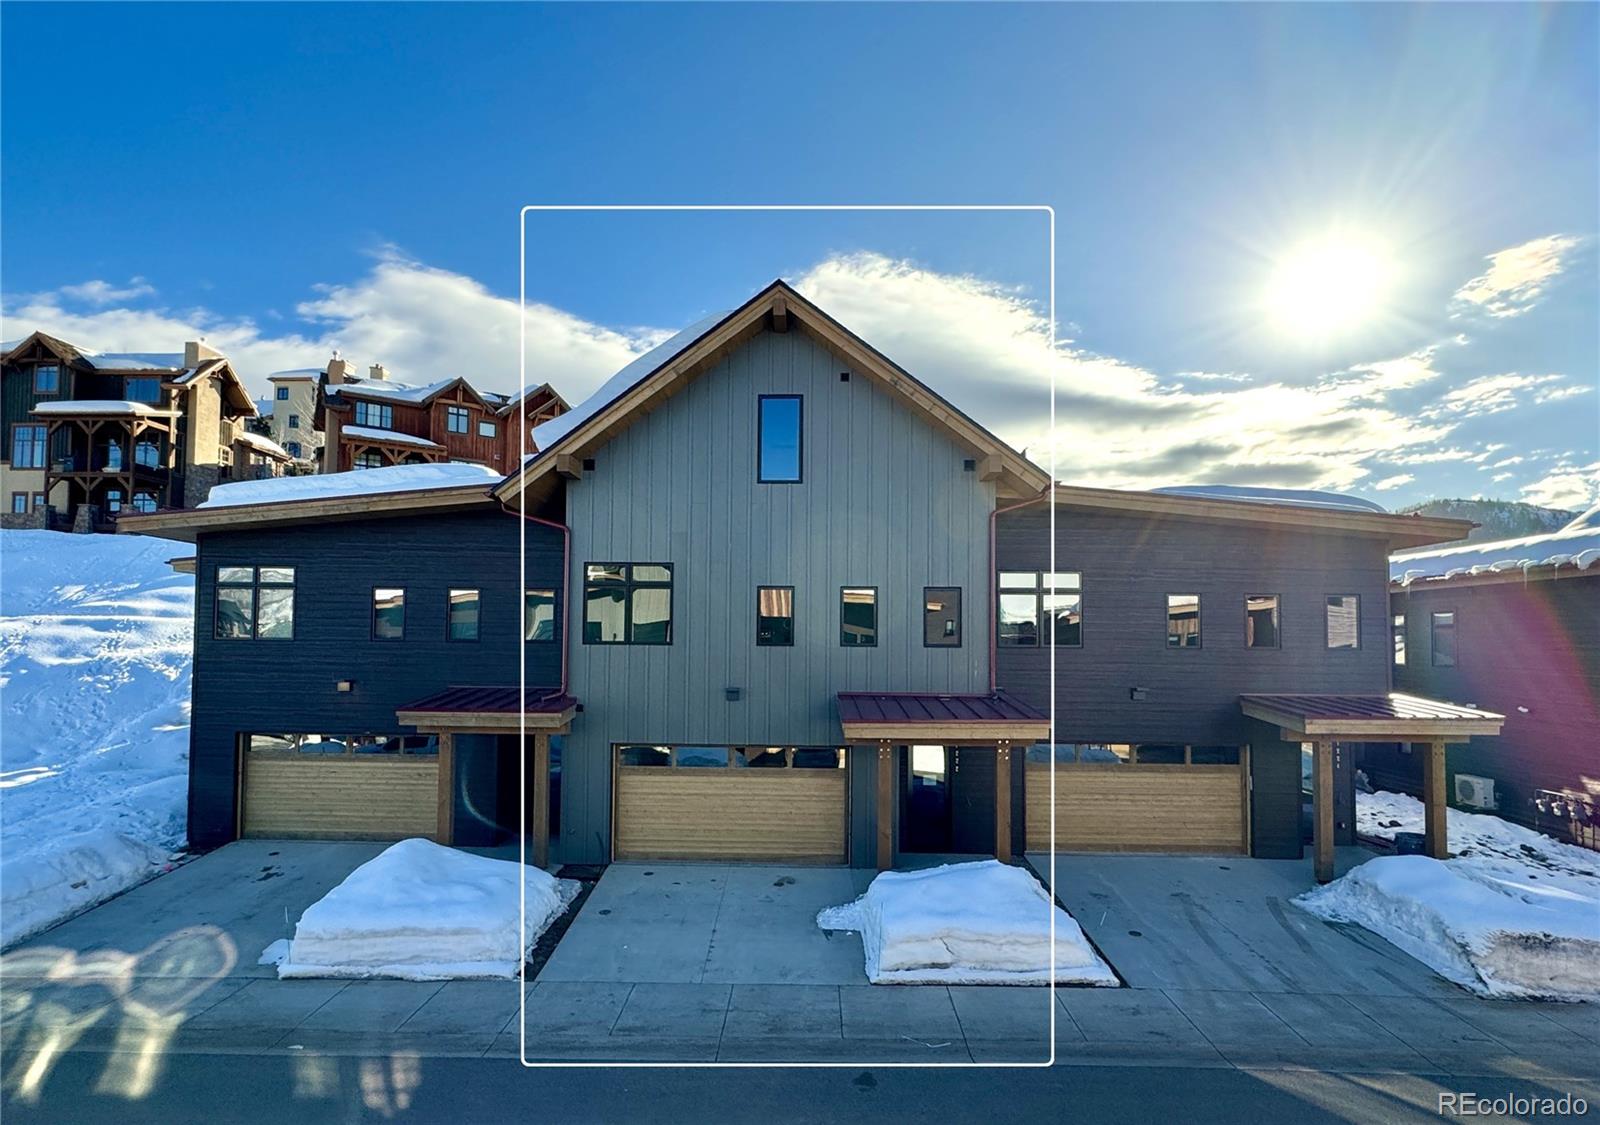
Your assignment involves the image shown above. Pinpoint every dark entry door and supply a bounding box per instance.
[950,747,997,854]
[900,745,952,852]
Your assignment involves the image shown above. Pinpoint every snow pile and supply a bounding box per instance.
[1298,792,1600,1000]
[275,838,580,980]
[198,462,501,508]
[0,530,193,947]
[817,860,1118,986]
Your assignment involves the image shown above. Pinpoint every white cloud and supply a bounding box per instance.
[1520,462,1599,511]
[1430,372,1591,418]
[55,278,157,305]
[1371,474,1415,491]
[1452,235,1582,319]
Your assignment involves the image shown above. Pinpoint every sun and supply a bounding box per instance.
[1265,234,1395,341]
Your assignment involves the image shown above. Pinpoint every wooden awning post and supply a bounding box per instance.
[1423,739,1448,860]
[435,732,455,845]
[876,741,893,871]
[531,733,551,869]
[994,741,1013,863]
[1313,738,1335,884]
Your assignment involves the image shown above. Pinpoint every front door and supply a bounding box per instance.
[900,745,952,852]
[950,747,997,854]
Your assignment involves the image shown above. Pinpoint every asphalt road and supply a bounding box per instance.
[6,1053,1597,1125]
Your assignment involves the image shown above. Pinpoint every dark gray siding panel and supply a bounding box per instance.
[187,509,563,848]
[1248,719,1304,859]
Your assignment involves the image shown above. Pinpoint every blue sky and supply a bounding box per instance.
[3,2,1595,510]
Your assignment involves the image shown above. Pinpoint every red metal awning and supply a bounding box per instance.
[836,691,1049,743]
[1240,692,1503,740]
[395,685,577,731]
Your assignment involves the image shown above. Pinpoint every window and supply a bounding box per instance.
[840,586,877,646]
[287,442,302,458]
[31,493,45,511]
[478,420,497,439]
[135,440,160,468]
[757,395,802,482]
[1325,595,1360,650]
[106,490,123,513]
[1393,613,1407,666]
[757,586,794,646]
[131,492,157,514]
[923,587,961,647]
[1246,594,1280,648]
[1431,610,1457,667]
[247,733,438,757]
[275,386,291,401]
[214,566,295,640]
[353,401,393,429]
[447,588,480,641]
[10,493,26,515]
[372,587,406,639]
[1167,594,1200,648]
[446,405,470,434]
[34,365,60,394]
[287,415,300,430]
[353,450,384,470]
[103,440,124,471]
[997,571,1081,646]
[11,424,47,469]
[1025,742,1240,766]
[525,588,556,641]
[583,563,672,644]
[616,744,844,770]
[125,378,161,404]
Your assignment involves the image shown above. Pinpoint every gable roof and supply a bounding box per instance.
[328,375,494,411]
[494,280,1050,503]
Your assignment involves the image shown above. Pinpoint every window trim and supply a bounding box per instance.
[524,587,558,643]
[1324,593,1362,651]
[1392,612,1407,666]
[1430,609,1457,668]
[582,563,674,646]
[756,394,804,484]
[275,386,291,401]
[922,586,963,648]
[839,585,879,647]
[446,587,481,643]
[10,492,27,515]
[1244,593,1282,650]
[477,419,498,439]
[756,584,796,647]
[445,404,471,434]
[997,571,1082,648]
[352,400,394,430]
[213,564,296,641]
[1166,593,1202,649]
[10,423,48,470]
[372,586,407,641]
[33,365,60,395]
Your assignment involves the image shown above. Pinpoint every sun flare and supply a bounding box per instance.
[1265,235,1395,340]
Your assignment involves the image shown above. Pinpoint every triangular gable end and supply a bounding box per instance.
[494,280,1049,503]
[3,331,89,367]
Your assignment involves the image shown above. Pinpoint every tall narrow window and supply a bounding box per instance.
[287,415,300,430]
[757,586,795,646]
[1431,610,1456,667]
[997,572,1039,646]
[583,564,672,644]
[525,589,556,641]
[840,587,877,646]
[1246,594,1280,648]
[11,494,28,515]
[11,425,47,469]
[1045,572,1082,647]
[373,588,406,639]
[1325,595,1360,649]
[447,588,480,641]
[923,587,961,647]
[757,395,802,482]
[33,365,60,394]
[215,566,295,640]
[1392,613,1407,666]
[1167,594,1200,648]
[446,405,470,434]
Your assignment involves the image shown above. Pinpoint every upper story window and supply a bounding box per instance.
[757,395,802,483]
[1430,610,1457,667]
[135,441,160,468]
[276,386,290,401]
[478,420,497,439]
[288,415,300,430]
[923,587,961,647]
[1392,613,1407,666]
[33,365,60,395]
[446,405,470,434]
[287,442,302,458]
[1167,594,1200,648]
[214,566,295,640]
[525,588,556,641]
[757,586,795,646]
[1325,595,1360,650]
[997,571,1081,646]
[11,424,47,469]
[447,588,480,641]
[1245,594,1280,649]
[583,563,672,645]
[353,401,393,430]
[840,586,877,647]
[372,588,406,639]
[125,378,162,404]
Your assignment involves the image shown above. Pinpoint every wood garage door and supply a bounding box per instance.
[242,755,440,840]
[614,752,848,863]
[1025,758,1249,854]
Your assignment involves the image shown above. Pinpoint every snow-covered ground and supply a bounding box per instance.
[1298,791,1600,1000]
[0,530,194,948]
[817,860,1118,986]
[269,838,580,980]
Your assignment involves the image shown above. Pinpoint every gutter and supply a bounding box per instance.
[989,485,1053,692]
[500,500,570,703]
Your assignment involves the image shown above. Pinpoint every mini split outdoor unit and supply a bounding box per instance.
[1454,773,1498,811]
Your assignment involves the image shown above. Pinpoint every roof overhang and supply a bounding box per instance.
[495,280,1051,508]
[836,691,1050,744]
[1240,692,1505,741]
[116,485,499,543]
[395,687,577,733]
[1049,484,1474,551]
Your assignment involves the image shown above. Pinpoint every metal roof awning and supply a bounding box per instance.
[1239,692,1504,741]
[396,685,577,732]
[837,691,1049,743]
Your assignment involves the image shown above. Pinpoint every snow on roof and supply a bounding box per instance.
[1153,484,1389,514]
[30,400,176,417]
[235,430,292,459]
[269,368,321,381]
[1562,501,1600,533]
[342,424,445,450]
[531,311,730,451]
[84,352,185,372]
[198,462,501,509]
[333,378,457,405]
[1391,522,1600,584]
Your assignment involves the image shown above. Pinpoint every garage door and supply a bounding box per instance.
[240,734,440,840]
[613,745,848,863]
[1025,744,1248,854]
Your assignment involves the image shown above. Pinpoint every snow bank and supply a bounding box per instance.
[1298,792,1600,1000]
[0,530,193,947]
[198,462,501,508]
[817,860,1118,986]
[276,838,580,980]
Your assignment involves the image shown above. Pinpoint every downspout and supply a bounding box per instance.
[989,485,1053,693]
[500,499,570,702]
